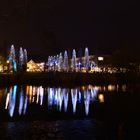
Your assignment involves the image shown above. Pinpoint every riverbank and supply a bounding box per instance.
[0,72,140,86]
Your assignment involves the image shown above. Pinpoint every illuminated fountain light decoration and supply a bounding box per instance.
[19,47,24,70]
[63,50,69,71]
[56,55,60,70]
[55,55,59,71]
[84,47,89,70]
[24,49,28,63]
[19,47,28,71]
[71,49,77,71]
[8,45,17,72]
[23,49,28,71]
[24,49,28,70]
[48,56,55,71]
[47,56,51,71]
[58,53,63,71]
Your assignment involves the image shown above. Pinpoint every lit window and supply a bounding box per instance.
[98,57,104,61]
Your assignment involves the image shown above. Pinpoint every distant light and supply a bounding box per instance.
[98,57,104,61]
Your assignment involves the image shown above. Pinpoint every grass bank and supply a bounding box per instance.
[0,72,140,86]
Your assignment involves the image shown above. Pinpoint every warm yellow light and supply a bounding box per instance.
[122,85,126,92]
[94,86,100,91]
[108,85,115,91]
[0,66,3,72]
[98,94,104,103]
[5,93,10,109]
[98,57,104,61]
[82,86,85,90]
[29,86,33,103]
[88,85,93,89]
[4,66,8,70]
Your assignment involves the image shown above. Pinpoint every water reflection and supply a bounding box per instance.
[2,84,127,118]
[6,86,17,117]
[98,94,104,103]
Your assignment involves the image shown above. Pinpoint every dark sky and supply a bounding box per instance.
[0,0,140,60]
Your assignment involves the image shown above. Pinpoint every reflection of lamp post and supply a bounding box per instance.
[6,60,10,72]
[0,65,2,72]
[7,60,9,64]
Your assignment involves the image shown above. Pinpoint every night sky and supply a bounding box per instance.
[0,0,140,60]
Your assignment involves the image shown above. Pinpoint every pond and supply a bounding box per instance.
[0,84,140,139]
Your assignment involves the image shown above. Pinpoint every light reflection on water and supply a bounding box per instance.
[1,84,127,118]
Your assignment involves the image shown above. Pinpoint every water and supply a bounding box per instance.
[0,84,140,139]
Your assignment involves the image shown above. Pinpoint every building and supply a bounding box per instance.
[27,60,45,72]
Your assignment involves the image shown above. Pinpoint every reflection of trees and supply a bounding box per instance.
[5,85,99,117]
[18,86,28,115]
[71,89,78,113]
[6,86,17,117]
[5,85,28,117]
[47,88,69,111]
